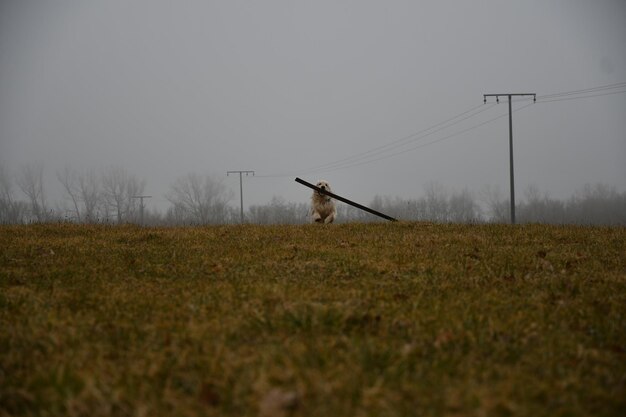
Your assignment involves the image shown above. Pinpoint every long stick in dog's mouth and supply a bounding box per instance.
[295,177,397,222]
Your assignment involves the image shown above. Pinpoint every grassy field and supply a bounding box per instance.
[1,222,625,416]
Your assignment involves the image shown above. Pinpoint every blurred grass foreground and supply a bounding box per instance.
[1,222,625,416]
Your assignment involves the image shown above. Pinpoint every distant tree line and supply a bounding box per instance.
[1,163,624,226]
[1,164,147,224]
[0,164,237,225]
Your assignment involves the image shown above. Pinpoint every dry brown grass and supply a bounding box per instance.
[1,222,625,416]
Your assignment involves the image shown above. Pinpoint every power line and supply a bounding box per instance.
[536,89,626,103]
[502,82,626,103]
[501,82,626,104]
[306,102,534,175]
[256,81,624,179]
[298,103,498,175]
[344,84,622,175]
[538,81,626,99]
[257,102,497,178]
[302,103,491,172]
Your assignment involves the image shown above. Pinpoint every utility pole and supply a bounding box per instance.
[131,195,152,226]
[227,170,254,223]
[483,93,536,224]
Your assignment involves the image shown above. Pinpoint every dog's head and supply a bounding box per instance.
[315,180,332,196]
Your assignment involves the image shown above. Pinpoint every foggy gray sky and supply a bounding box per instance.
[1,0,625,213]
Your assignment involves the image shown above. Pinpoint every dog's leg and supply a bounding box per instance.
[324,212,335,224]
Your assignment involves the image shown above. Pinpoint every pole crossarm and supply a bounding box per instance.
[227,171,255,176]
[484,93,536,103]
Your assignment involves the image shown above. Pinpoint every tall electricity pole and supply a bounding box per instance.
[227,170,255,223]
[131,195,152,226]
[483,93,536,224]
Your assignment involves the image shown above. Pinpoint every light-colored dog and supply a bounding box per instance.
[311,180,336,223]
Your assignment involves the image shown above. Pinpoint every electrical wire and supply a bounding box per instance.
[256,81,625,178]
[257,102,497,177]
[305,104,491,171]
[506,86,626,104]
[501,82,626,104]
[536,89,626,103]
[280,105,496,177]
[298,102,535,176]
[538,81,626,99]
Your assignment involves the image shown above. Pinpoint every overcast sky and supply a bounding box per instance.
[1,0,625,212]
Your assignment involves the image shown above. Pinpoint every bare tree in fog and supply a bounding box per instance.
[568,183,626,225]
[1,159,624,226]
[480,183,626,225]
[361,185,481,224]
[248,196,308,224]
[424,182,450,222]
[0,165,14,222]
[16,164,47,222]
[0,165,25,223]
[448,188,481,223]
[78,170,101,223]
[166,173,232,224]
[480,185,509,223]
[57,166,82,222]
[517,185,566,224]
[101,166,145,223]
[56,166,105,223]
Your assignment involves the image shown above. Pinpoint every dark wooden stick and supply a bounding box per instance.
[295,177,397,222]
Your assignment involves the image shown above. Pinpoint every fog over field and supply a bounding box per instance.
[1,1,625,217]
